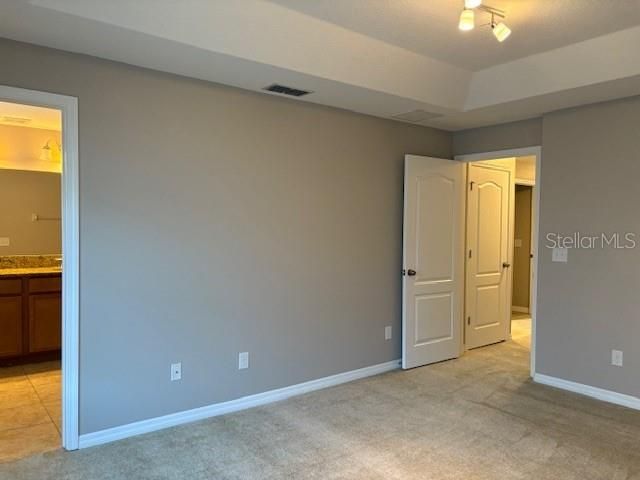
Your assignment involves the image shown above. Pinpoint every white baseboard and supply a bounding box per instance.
[511,306,529,313]
[79,359,401,449]
[533,373,640,411]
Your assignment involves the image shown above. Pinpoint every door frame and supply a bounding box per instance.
[455,147,541,378]
[0,85,80,450]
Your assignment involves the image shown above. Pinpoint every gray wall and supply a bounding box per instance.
[453,118,542,157]
[0,39,451,434]
[454,96,640,399]
[0,169,61,255]
[537,97,640,397]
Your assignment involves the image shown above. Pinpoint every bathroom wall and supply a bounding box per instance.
[0,124,62,173]
[0,168,61,255]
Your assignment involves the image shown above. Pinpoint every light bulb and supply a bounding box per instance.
[465,0,482,8]
[458,9,475,31]
[492,21,511,42]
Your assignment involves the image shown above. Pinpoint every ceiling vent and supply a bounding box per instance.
[263,84,312,97]
[1,116,32,125]
[391,110,442,124]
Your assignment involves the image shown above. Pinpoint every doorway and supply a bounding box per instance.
[402,147,540,376]
[464,156,536,356]
[0,85,79,453]
[511,183,534,350]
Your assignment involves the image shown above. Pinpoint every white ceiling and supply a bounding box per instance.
[268,0,640,71]
[0,101,61,131]
[0,0,639,131]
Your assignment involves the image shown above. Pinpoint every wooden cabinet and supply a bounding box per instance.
[0,274,61,363]
[29,294,62,353]
[0,296,22,357]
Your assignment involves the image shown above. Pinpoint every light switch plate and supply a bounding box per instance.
[612,350,623,367]
[238,352,249,370]
[552,247,568,263]
[385,326,392,340]
[0,237,9,247]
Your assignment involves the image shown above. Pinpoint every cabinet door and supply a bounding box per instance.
[29,294,61,353]
[0,296,23,357]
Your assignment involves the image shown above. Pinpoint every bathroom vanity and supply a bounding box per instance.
[0,269,61,365]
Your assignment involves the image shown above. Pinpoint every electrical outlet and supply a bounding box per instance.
[385,326,392,340]
[238,352,249,370]
[611,350,623,367]
[170,362,182,381]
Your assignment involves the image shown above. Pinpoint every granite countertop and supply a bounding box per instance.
[0,255,63,277]
[0,267,62,277]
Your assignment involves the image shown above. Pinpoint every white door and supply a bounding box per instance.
[465,161,514,349]
[402,155,465,369]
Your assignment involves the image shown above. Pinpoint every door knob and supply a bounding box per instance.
[502,262,511,268]
[407,269,417,276]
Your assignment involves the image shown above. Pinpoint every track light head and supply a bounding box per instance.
[458,9,475,31]
[492,21,511,42]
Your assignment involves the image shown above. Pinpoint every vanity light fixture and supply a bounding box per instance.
[458,1,511,42]
[41,140,62,162]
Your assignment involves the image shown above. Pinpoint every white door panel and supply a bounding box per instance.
[465,162,514,349]
[403,155,465,369]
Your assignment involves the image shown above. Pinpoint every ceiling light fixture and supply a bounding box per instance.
[464,0,482,8]
[458,9,475,31]
[492,20,512,42]
[458,2,511,42]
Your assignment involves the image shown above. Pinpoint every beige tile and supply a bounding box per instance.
[43,400,61,432]
[0,366,26,383]
[32,382,60,404]
[27,370,61,389]
[0,376,32,394]
[0,422,60,463]
[21,361,61,375]
[0,385,40,408]
[0,403,51,432]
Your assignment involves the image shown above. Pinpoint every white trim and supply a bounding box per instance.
[534,373,640,411]
[79,359,401,449]
[455,146,541,378]
[455,147,539,163]
[515,178,535,187]
[511,306,529,314]
[0,85,80,450]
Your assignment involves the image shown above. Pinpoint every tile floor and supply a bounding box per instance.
[511,310,532,349]
[0,361,61,463]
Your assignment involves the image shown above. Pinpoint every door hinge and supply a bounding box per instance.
[467,316,471,325]
[468,249,472,259]
[469,181,474,191]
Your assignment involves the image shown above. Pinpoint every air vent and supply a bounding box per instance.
[391,109,442,124]
[263,84,312,97]
[1,116,32,125]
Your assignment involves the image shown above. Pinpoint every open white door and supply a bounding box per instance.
[402,155,465,369]
[465,161,514,349]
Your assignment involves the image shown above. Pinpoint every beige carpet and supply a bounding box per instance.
[2,336,640,479]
